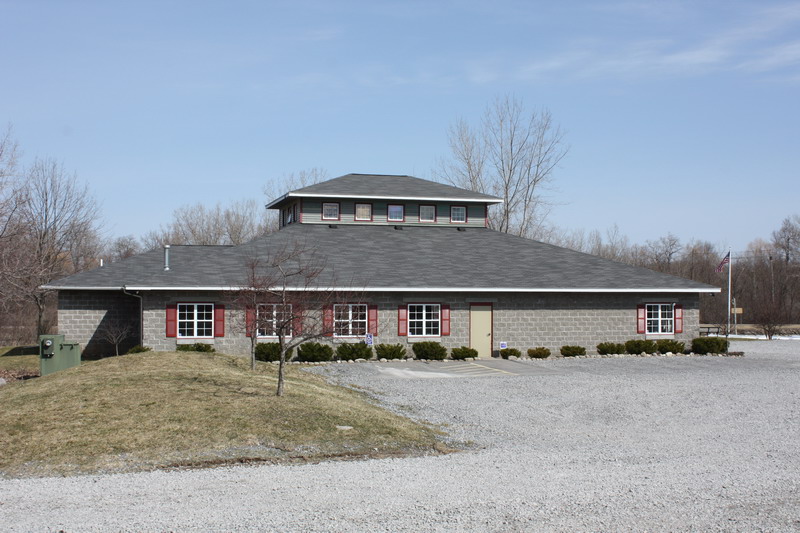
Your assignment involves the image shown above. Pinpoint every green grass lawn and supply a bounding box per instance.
[0,351,445,478]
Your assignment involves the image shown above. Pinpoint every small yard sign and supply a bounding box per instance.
[365,333,374,346]
[499,341,508,349]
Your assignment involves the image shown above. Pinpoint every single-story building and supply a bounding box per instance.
[46,173,720,357]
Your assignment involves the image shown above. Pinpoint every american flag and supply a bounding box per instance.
[715,252,730,273]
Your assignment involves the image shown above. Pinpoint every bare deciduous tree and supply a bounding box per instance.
[0,125,21,241]
[436,95,568,238]
[230,238,359,396]
[141,199,271,250]
[98,318,134,356]
[3,158,102,335]
[106,235,141,262]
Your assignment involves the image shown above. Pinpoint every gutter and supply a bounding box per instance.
[45,285,721,294]
[266,192,504,209]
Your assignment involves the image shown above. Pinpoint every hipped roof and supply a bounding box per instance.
[266,174,503,208]
[46,224,719,293]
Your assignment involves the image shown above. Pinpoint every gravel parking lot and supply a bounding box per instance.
[2,340,799,532]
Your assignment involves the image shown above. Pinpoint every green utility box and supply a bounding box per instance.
[39,334,81,376]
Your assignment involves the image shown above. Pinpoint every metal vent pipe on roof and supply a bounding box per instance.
[164,245,170,271]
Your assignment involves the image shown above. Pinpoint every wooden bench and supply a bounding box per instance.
[699,326,721,336]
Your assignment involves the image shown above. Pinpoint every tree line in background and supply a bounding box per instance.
[1,103,798,344]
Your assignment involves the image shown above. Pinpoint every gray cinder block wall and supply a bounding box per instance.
[57,291,141,357]
[131,290,699,356]
[59,290,699,357]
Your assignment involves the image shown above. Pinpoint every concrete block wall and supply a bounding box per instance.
[134,290,699,357]
[57,291,141,357]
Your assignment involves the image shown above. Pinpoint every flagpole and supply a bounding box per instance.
[726,248,732,339]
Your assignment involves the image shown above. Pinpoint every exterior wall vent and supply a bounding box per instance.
[457,227,466,232]
[394,225,403,230]
[328,224,338,229]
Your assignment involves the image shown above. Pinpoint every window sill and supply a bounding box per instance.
[177,338,214,344]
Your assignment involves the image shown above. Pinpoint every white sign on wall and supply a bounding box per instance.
[499,342,508,349]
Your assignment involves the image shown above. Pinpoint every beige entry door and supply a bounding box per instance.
[470,303,493,358]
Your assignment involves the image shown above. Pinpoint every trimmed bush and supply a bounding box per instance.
[451,346,478,360]
[336,343,373,361]
[625,339,656,355]
[655,339,685,354]
[692,337,729,355]
[560,345,586,357]
[254,342,294,362]
[297,342,334,362]
[499,348,522,359]
[375,343,407,360]
[126,345,152,354]
[176,343,215,353]
[596,342,625,355]
[412,341,447,360]
[527,347,551,359]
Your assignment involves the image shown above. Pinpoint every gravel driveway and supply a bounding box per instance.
[3,340,799,532]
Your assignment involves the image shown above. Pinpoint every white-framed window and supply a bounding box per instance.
[178,303,214,338]
[646,303,674,334]
[450,205,467,223]
[257,303,292,337]
[387,204,404,222]
[334,303,367,337]
[355,203,372,221]
[408,304,440,336]
[419,204,436,222]
[322,202,340,220]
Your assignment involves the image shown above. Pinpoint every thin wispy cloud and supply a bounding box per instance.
[512,3,800,82]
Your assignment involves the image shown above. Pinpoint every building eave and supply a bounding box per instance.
[47,285,720,294]
[266,192,504,209]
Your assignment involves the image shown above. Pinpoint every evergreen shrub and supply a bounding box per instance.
[499,348,521,359]
[527,347,551,359]
[297,342,334,362]
[625,339,656,355]
[560,345,586,357]
[375,343,407,360]
[176,343,215,353]
[692,337,729,354]
[255,342,294,362]
[451,346,478,360]
[412,341,447,360]
[596,342,625,355]
[655,339,685,354]
[126,345,152,354]
[336,343,373,361]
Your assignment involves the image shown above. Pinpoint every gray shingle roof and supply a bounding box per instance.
[266,174,503,208]
[47,225,718,293]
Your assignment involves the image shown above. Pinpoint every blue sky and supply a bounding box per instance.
[2,0,799,252]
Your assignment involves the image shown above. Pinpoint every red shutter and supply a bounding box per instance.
[245,306,255,337]
[292,305,303,336]
[398,305,407,336]
[166,304,177,337]
[674,304,683,334]
[441,304,451,336]
[368,304,378,335]
[323,305,333,337]
[637,304,646,334]
[214,304,225,337]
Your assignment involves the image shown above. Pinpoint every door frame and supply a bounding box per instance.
[469,302,494,358]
